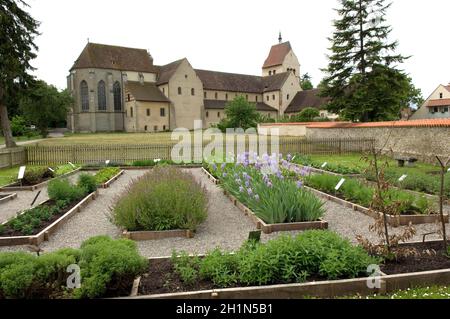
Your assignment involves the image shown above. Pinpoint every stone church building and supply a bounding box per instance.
[67,37,312,132]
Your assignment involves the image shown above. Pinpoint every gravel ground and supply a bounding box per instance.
[0,168,448,257]
[0,172,83,223]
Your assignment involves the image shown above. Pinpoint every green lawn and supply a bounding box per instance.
[296,153,440,175]
[0,135,42,145]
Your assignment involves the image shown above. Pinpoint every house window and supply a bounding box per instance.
[163,125,166,131]
[246,95,248,101]
[206,111,209,118]
[215,92,218,100]
[113,82,122,111]
[266,95,269,102]
[272,94,275,100]
[191,88,195,96]
[185,74,188,79]
[287,94,290,100]
[130,107,134,117]
[144,125,148,131]
[147,109,150,116]
[269,71,272,76]
[440,93,443,99]
[162,87,165,94]
[204,92,207,98]
[256,96,258,102]
[154,125,158,131]
[160,108,166,117]
[80,80,89,111]
[273,70,276,75]
[268,113,271,118]
[97,80,106,111]
[127,94,131,102]
[178,87,182,95]
[217,112,221,118]
[444,107,449,113]
[225,93,228,100]
[434,107,438,113]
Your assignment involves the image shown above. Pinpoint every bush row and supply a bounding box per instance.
[0,236,147,299]
[292,155,362,175]
[172,230,379,287]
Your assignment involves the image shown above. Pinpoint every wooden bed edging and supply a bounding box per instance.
[101,170,125,189]
[0,193,17,204]
[123,265,450,299]
[0,190,98,247]
[81,165,204,171]
[201,167,220,184]
[0,167,82,192]
[223,190,328,234]
[123,229,194,241]
[304,186,448,227]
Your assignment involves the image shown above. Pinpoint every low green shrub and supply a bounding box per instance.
[132,159,173,167]
[55,164,78,176]
[22,166,54,185]
[0,236,147,299]
[94,167,120,184]
[112,166,208,231]
[78,173,98,193]
[172,231,379,288]
[47,178,85,202]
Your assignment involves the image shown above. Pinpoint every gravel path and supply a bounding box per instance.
[0,168,448,257]
[0,172,83,223]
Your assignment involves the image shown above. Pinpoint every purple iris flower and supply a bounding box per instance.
[221,163,226,169]
[287,154,292,162]
[296,181,303,189]
[247,188,253,196]
[212,164,217,170]
[239,186,244,193]
[223,173,227,178]
[254,194,260,201]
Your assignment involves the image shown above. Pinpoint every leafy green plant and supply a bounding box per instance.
[22,166,54,185]
[77,173,98,193]
[54,164,78,176]
[112,166,208,231]
[0,236,146,299]
[132,159,173,167]
[94,167,120,184]
[47,178,85,202]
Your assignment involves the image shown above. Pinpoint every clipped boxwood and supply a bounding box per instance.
[112,166,208,232]
[0,236,147,299]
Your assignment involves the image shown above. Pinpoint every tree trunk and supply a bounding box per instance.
[0,86,17,148]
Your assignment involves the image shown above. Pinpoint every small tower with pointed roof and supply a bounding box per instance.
[262,34,301,79]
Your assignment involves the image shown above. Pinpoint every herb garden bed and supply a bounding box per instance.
[0,190,98,246]
[0,193,17,204]
[305,185,447,227]
[292,163,362,178]
[0,167,81,191]
[123,229,195,241]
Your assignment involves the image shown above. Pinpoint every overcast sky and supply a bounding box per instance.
[27,0,449,97]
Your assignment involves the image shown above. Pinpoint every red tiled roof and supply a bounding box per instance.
[427,99,450,107]
[306,119,450,129]
[263,42,292,68]
[444,85,450,93]
[284,89,330,113]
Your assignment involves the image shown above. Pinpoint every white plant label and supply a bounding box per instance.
[154,159,161,163]
[68,162,76,168]
[292,155,296,161]
[335,178,346,191]
[18,166,26,180]
[447,168,450,172]
[398,174,407,182]
[321,162,328,168]
[48,167,55,173]
[105,160,111,165]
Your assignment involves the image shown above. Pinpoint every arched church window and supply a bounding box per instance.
[80,81,89,111]
[113,82,122,111]
[98,80,106,111]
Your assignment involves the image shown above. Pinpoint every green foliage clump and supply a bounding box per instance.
[94,167,120,184]
[215,96,260,132]
[113,166,208,231]
[172,231,379,288]
[22,166,54,185]
[0,236,146,299]
[77,173,98,193]
[54,164,78,176]
[47,178,85,202]
[292,154,362,175]
[132,159,173,167]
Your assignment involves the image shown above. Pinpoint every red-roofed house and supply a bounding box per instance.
[411,84,450,119]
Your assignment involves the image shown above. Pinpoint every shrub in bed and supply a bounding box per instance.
[78,173,98,193]
[112,166,208,232]
[305,174,435,215]
[22,166,55,185]
[0,236,147,299]
[47,178,86,202]
[172,230,379,288]
[94,167,120,184]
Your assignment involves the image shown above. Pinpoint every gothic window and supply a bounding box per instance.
[80,81,89,111]
[113,82,122,111]
[147,109,150,116]
[191,88,195,96]
[178,87,182,95]
[97,80,106,111]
